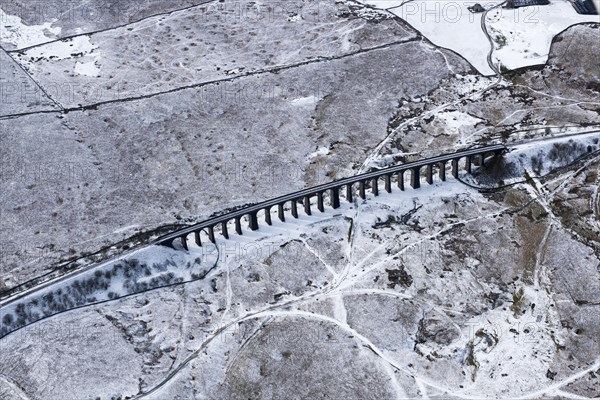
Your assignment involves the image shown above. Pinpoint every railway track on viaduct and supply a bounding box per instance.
[156,144,508,250]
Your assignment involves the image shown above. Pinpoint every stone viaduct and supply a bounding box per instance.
[157,144,508,250]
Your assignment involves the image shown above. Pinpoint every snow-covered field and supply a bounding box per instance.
[487,1,600,70]
[358,0,599,75]
[383,0,505,75]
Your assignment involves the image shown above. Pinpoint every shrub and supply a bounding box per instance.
[44,292,54,303]
[2,313,14,326]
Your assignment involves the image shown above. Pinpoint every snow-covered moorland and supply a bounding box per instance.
[0,0,598,398]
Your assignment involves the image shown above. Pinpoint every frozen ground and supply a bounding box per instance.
[0,0,599,399]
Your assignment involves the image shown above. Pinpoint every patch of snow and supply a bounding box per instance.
[16,35,101,77]
[451,74,502,96]
[307,146,331,159]
[291,95,319,106]
[74,59,100,77]
[456,305,557,398]
[287,13,303,22]
[352,5,393,20]
[225,68,243,75]
[487,0,600,71]
[434,110,485,132]
[23,35,97,61]
[0,8,61,49]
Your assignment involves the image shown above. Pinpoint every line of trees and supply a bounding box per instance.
[0,256,206,339]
